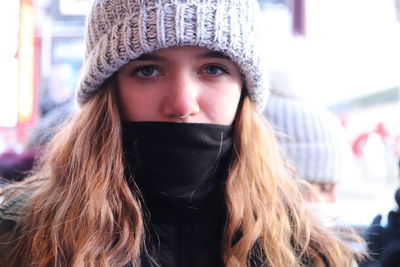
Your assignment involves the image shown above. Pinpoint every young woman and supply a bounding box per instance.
[0,0,361,266]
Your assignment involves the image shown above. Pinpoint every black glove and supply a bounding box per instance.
[363,189,400,267]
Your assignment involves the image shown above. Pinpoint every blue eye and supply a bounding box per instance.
[204,65,228,75]
[134,66,159,77]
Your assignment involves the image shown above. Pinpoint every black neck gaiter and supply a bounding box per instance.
[122,122,233,219]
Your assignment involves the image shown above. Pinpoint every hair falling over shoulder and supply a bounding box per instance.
[222,97,362,266]
[1,80,145,267]
[0,86,362,266]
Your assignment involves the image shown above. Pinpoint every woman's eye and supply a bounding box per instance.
[134,66,159,77]
[203,65,228,76]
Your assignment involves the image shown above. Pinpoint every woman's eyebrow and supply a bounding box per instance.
[198,51,231,60]
[135,53,166,61]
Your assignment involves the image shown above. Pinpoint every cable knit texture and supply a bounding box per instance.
[77,0,268,109]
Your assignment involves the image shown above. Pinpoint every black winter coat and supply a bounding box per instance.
[138,198,226,267]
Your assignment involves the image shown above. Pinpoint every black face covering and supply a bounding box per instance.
[122,122,233,218]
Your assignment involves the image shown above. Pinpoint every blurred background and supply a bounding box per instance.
[0,0,399,227]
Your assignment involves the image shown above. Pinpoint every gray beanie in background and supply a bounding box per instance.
[76,0,268,109]
[263,91,354,184]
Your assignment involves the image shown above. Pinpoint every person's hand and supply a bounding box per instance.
[363,189,400,267]
[364,214,386,260]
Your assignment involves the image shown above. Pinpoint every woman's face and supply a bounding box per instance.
[116,46,243,125]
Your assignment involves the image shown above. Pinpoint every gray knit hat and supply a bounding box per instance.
[263,91,353,184]
[76,0,268,109]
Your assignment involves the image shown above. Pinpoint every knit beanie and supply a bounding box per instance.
[76,0,268,109]
[263,91,353,184]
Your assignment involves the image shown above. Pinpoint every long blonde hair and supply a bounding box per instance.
[1,80,359,266]
[223,96,358,266]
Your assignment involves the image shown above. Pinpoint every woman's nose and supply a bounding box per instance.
[162,72,200,120]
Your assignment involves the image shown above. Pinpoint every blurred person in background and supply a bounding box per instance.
[0,99,75,184]
[0,150,37,184]
[263,90,354,204]
[352,122,399,183]
[25,98,76,150]
[0,0,362,266]
[262,71,366,267]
